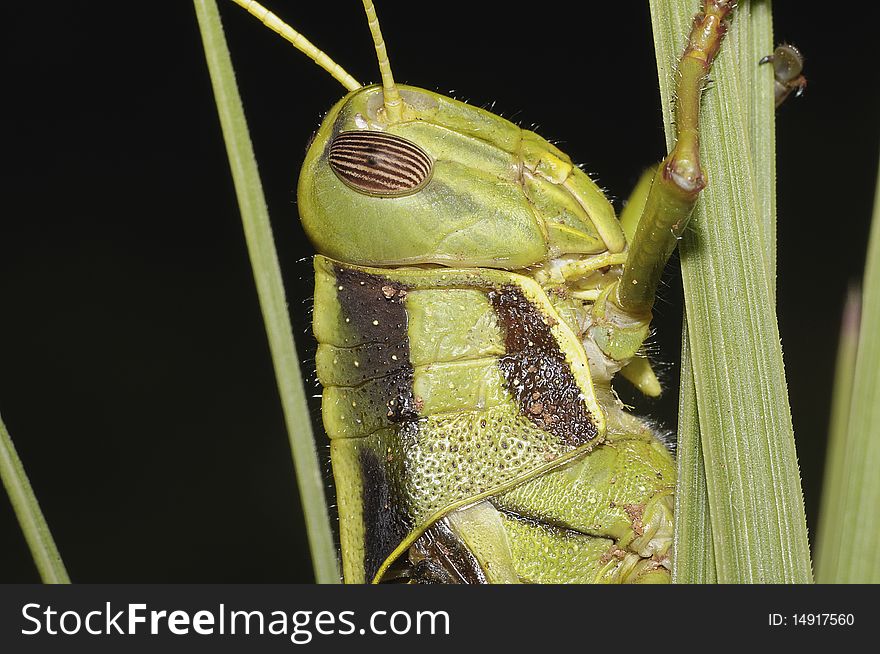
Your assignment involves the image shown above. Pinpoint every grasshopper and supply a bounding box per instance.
[229,0,735,583]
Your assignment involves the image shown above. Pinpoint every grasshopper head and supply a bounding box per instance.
[298,85,625,269]
[228,1,624,268]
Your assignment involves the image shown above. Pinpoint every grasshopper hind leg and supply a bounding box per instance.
[381,519,487,584]
[382,419,675,584]
[488,424,675,584]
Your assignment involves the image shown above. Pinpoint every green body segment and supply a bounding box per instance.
[313,255,674,583]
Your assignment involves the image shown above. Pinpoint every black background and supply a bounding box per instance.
[2,2,878,582]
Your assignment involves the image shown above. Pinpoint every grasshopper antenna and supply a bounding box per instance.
[361,0,403,122]
[229,0,361,91]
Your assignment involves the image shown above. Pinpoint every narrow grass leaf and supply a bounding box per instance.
[817,164,880,582]
[0,412,70,583]
[193,0,339,583]
[670,0,774,584]
[733,0,776,283]
[672,331,716,583]
[651,0,812,582]
[814,287,861,582]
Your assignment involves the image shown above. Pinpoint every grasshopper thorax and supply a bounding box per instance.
[298,84,626,270]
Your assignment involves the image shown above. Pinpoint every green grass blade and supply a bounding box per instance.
[816,165,880,583]
[193,0,339,583]
[814,287,861,582]
[734,0,776,284]
[672,330,716,583]
[671,1,775,585]
[0,412,70,583]
[651,0,812,582]
[667,0,776,583]
[670,0,775,585]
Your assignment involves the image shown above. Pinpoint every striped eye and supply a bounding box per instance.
[328,131,433,197]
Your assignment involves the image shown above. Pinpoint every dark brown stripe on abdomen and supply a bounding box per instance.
[488,286,598,448]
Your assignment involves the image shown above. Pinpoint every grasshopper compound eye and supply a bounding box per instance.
[328,131,433,197]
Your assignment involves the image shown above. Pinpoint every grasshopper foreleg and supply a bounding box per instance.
[759,44,807,108]
[615,0,735,317]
